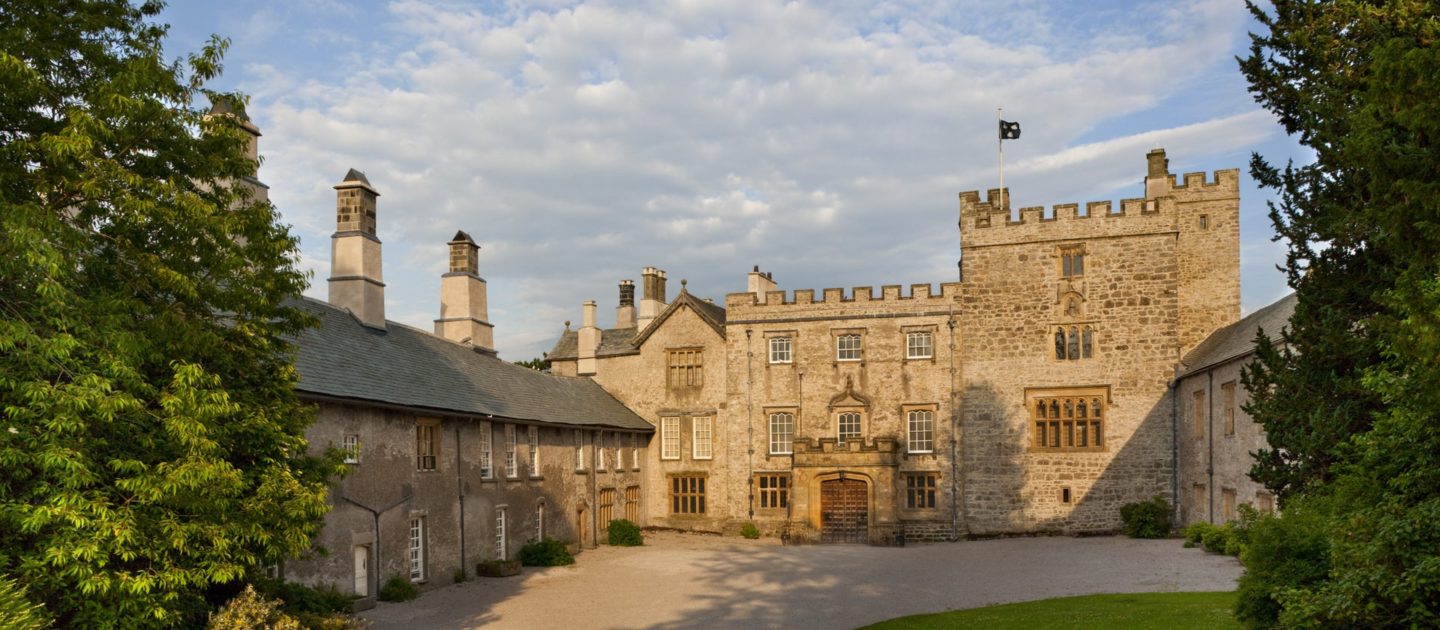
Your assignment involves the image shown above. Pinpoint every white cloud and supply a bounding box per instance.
[225,0,1280,360]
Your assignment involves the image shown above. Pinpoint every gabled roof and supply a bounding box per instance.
[631,289,727,348]
[1179,292,1297,376]
[289,297,651,431]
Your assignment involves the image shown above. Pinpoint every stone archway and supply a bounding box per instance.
[820,477,869,544]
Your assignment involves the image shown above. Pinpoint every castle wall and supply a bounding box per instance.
[724,284,962,541]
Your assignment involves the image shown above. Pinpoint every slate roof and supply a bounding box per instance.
[547,289,727,360]
[1179,292,1297,376]
[289,297,651,431]
[547,327,639,361]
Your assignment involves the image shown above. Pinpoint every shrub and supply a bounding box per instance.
[1182,521,1214,545]
[1201,524,1234,554]
[1120,495,1171,538]
[519,538,575,567]
[208,585,302,630]
[453,567,469,583]
[253,579,352,615]
[1234,498,1331,628]
[377,576,418,602]
[0,578,50,630]
[607,519,644,546]
[740,522,760,539]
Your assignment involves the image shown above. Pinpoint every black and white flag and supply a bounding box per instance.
[999,120,1021,140]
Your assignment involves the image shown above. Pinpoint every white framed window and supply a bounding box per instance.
[631,433,640,469]
[527,425,539,475]
[661,417,681,460]
[693,416,713,459]
[342,434,361,464]
[769,412,794,455]
[408,517,425,581]
[535,503,544,541]
[574,430,585,470]
[504,425,517,478]
[479,422,493,479]
[836,334,862,361]
[614,434,624,472]
[495,508,507,561]
[597,431,607,471]
[906,332,933,359]
[769,337,792,364]
[837,412,861,444]
[907,409,935,453]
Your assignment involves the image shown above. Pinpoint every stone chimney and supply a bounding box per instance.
[616,280,636,329]
[434,230,495,353]
[328,169,385,329]
[747,266,777,304]
[637,266,667,331]
[578,300,600,375]
[205,96,268,204]
[1145,148,1171,199]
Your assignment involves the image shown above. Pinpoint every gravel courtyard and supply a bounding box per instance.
[359,532,1242,630]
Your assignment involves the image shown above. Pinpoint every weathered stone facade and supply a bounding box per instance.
[552,148,1244,542]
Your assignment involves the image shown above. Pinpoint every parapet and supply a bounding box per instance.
[725,282,960,312]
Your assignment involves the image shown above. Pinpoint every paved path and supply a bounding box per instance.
[360,532,1241,629]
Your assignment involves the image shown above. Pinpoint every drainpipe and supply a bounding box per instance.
[947,307,961,541]
[1168,374,1179,526]
[342,488,413,596]
[455,426,466,573]
[746,329,755,522]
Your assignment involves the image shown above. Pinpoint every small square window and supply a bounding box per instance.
[906,331,933,359]
[836,334,862,361]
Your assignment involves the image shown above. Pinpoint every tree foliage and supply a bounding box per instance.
[0,1,338,626]
[1237,0,1440,626]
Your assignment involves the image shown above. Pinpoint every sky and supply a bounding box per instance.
[160,0,1305,361]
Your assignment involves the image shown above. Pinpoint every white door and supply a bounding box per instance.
[353,546,369,597]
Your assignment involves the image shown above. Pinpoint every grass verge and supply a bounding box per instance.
[858,591,1239,630]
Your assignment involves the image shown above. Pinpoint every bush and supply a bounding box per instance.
[1234,498,1331,628]
[607,519,644,546]
[1120,495,1171,538]
[253,579,352,615]
[209,585,302,630]
[1201,524,1234,555]
[519,538,575,567]
[377,576,418,602]
[453,567,469,583]
[740,522,760,540]
[1182,521,1214,545]
[0,578,50,630]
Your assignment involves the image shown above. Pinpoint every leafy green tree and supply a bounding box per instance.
[515,354,551,372]
[1238,0,1440,626]
[0,1,338,626]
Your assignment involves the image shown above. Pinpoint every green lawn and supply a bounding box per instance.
[859,591,1240,630]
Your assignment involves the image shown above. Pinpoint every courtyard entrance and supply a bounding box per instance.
[820,478,868,544]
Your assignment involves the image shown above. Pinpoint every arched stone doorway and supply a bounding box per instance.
[820,477,869,544]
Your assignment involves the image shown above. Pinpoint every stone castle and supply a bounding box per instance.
[549,148,1241,543]
[228,94,1268,597]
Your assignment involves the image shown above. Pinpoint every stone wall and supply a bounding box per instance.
[1177,357,1273,525]
[286,401,644,599]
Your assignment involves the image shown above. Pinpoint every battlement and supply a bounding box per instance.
[725,282,961,311]
[960,188,1168,230]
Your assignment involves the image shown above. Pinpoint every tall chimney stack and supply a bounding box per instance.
[616,280,636,329]
[328,169,385,329]
[578,300,600,375]
[747,265,777,304]
[434,230,495,353]
[637,266,667,331]
[1145,148,1171,199]
[205,96,268,205]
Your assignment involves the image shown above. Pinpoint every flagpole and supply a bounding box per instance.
[997,107,1006,211]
